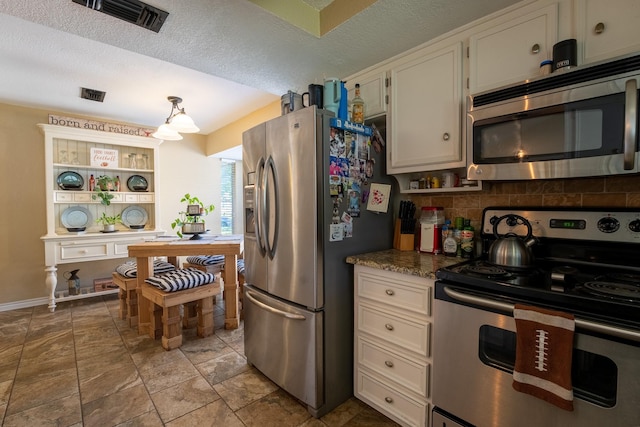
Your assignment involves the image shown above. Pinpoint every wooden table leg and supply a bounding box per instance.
[136,256,154,335]
[223,253,240,329]
[197,296,215,337]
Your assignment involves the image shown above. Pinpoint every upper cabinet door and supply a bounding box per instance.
[577,0,640,65]
[388,41,463,174]
[345,69,388,119]
[469,4,558,94]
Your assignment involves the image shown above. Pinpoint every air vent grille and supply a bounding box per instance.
[473,54,640,107]
[81,87,106,102]
[71,0,168,33]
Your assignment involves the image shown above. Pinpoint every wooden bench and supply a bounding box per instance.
[183,262,245,319]
[112,272,138,328]
[140,281,221,350]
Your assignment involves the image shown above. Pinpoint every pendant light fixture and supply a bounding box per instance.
[152,96,199,140]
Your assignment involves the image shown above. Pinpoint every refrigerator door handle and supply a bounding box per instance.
[264,155,279,259]
[256,157,266,256]
[245,290,306,320]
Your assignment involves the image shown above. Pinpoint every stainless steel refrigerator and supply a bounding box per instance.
[242,106,394,417]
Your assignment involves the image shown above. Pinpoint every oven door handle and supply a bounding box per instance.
[443,286,640,343]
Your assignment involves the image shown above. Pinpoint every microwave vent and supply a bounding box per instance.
[473,54,640,107]
[71,0,168,33]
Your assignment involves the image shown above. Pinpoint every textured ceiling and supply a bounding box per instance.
[0,0,522,136]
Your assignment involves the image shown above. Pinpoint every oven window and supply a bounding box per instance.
[478,325,618,408]
[473,93,625,164]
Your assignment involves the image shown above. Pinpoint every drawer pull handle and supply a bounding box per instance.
[531,43,540,54]
[385,289,394,296]
[384,397,393,404]
[384,360,394,368]
[385,323,394,331]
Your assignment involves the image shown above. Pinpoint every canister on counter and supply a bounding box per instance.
[419,207,444,254]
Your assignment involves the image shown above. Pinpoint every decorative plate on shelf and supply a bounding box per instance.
[121,205,148,228]
[61,206,92,229]
[57,171,84,190]
[126,175,148,192]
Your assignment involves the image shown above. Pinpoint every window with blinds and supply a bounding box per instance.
[220,160,235,234]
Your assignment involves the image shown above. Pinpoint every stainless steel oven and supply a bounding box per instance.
[432,207,640,427]
[467,54,640,181]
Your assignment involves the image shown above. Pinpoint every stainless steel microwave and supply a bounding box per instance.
[467,54,640,181]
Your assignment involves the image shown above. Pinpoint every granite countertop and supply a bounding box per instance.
[346,249,465,279]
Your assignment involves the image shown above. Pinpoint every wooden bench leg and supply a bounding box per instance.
[197,296,215,338]
[162,305,183,350]
[149,302,163,340]
[183,301,198,329]
[128,288,138,328]
[118,288,127,320]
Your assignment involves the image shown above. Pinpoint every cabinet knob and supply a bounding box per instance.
[384,397,394,404]
[385,289,395,296]
[442,132,450,141]
[385,323,394,331]
[384,360,394,368]
[594,22,605,34]
[531,43,540,54]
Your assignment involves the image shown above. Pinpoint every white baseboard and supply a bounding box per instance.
[0,297,48,312]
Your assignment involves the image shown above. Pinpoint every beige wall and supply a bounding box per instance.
[0,102,223,308]
[205,100,280,157]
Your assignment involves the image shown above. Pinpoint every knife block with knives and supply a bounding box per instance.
[393,201,416,251]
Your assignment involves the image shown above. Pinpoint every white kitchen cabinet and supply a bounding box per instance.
[387,41,464,175]
[468,3,558,94]
[345,68,388,119]
[354,265,434,427]
[577,0,640,65]
[39,124,164,311]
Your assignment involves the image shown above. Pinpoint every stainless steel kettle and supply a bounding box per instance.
[487,214,537,269]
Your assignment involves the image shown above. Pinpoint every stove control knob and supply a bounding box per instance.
[629,219,640,233]
[597,217,620,233]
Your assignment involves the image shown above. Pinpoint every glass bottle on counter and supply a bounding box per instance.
[442,220,457,256]
[351,83,365,124]
[461,219,475,258]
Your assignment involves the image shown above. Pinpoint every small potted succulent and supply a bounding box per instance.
[171,193,215,238]
[96,212,121,232]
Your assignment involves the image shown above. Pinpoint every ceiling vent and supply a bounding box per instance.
[71,0,169,33]
[81,87,106,102]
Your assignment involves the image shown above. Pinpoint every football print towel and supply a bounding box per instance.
[512,304,575,411]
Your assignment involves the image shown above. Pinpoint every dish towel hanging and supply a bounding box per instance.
[512,304,575,411]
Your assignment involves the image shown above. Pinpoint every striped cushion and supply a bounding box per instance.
[237,259,245,275]
[185,255,225,266]
[115,260,176,278]
[145,268,216,292]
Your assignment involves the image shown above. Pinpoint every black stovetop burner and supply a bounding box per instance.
[436,257,640,329]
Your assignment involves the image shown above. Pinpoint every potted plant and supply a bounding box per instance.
[92,175,115,206]
[171,193,215,238]
[96,212,121,232]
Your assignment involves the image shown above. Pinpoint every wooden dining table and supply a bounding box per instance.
[127,235,244,334]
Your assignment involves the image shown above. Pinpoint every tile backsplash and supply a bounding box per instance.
[406,175,640,229]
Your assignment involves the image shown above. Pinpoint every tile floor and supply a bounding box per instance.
[0,294,399,427]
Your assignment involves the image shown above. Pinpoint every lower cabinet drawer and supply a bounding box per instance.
[358,337,429,397]
[59,243,108,260]
[358,304,430,356]
[356,371,427,427]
